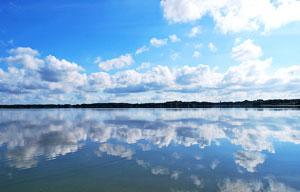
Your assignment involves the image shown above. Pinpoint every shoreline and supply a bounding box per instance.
[1,99,300,109]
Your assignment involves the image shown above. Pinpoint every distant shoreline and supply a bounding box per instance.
[1,99,300,109]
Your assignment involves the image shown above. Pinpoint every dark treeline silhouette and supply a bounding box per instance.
[1,99,300,109]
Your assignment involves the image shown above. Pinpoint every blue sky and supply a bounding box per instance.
[1,0,300,104]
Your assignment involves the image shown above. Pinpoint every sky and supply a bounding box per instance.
[0,0,300,104]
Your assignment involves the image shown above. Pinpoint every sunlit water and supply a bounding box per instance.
[0,109,300,192]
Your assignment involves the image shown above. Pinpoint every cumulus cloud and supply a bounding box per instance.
[161,0,300,33]
[176,64,222,87]
[150,37,168,47]
[222,39,272,87]
[188,26,201,37]
[169,34,181,42]
[0,47,88,99]
[231,39,262,62]
[104,65,175,94]
[3,47,44,70]
[88,72,112,89]
[161,0,207,23]
[193,51,201,58]
[1,40,300,103]
[40,55,85,84]
[136,62,151,71]
[97,54,134,71]
[274,65,300,83]
[223,58,272,86]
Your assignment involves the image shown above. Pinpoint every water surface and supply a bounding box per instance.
[0,109,300,191]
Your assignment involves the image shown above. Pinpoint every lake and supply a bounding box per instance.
[0,109,300,192]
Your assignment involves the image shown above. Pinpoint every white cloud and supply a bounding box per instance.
[210,159,220,170]
[161,0,207,23]
[0,47,88,97]
[161,0,300,33]
[219,178,298,192]
[176,64,222,87]
[275,65,300,83]
[135,45,149,55]
[136,159,150,168]
[194,43,203,50]
[136,62,151,71]
[150,37,168,47]
[0,115,87,169]
[145,65,175,86]
[0,68,5,77]
[8,47,38,56]
[170,171,181,180]
[188,26,201,37]
[208,42,217,53]
[195,155,202,160]
[193,51,201,58]
[1,42,300,103]
[88,72,112,89]
[190,175,203,188]
[4,47,44,70]
[169,34,181,42]
[151,166,170,175]
[97,54,134,71]
[223,39,271,86]
[112,69,143,86]
[235,151,265,172]
[231,39,262,62]
[1,106,300,170]
[223,58,272,85]
[103,65,176,94]
[41,55,86,85]
[97,143,134,160]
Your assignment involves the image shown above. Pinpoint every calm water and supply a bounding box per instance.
[0,109,300,192]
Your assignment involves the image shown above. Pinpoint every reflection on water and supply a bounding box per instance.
[0,109,300,191]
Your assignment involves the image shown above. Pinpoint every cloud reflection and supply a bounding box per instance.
[219,177,298,192]
[235,151,265,173]
[0,108,299,174]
